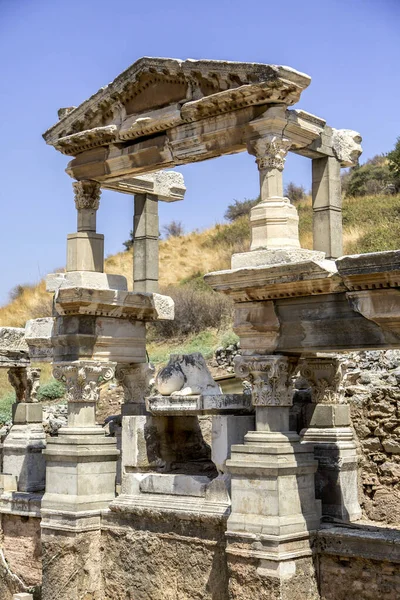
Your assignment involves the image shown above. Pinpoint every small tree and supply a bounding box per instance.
[163,220,184,238]
[123,230,134,251]
[344,155,392,197]
[387,137,400,192]
[224,198,259,222]
[284,182,306,203]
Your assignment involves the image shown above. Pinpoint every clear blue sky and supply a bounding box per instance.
[0,0,399,305]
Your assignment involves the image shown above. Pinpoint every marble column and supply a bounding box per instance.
[248,135,299,251]
[226,354,321,598]
[312,156,342,259]
[41,361,119,600]
[67,180,104,272]
[133,193,159,293]
[299,355,362,521]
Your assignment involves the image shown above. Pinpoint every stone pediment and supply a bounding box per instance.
[43,57,311,156]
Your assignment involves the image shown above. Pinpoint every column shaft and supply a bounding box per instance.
[133,193,159,293]
[312,156,342,259]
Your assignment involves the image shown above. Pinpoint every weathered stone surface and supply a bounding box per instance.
[42,528,103,600]
[46,271,128,292]
[0,329,29,368]
[331,128,363,167]
[101,511,229,600]
[155,353,221,396]
[345,349,400,523]
[227,552,319,600]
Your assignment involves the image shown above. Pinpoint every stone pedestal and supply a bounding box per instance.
[41,361,118,600]
[226,355,321,598]
[66,179,104,273]
[299,356,362,521]
[249,135,299,252]
[3,403,45,493]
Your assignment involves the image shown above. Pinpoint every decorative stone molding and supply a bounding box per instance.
[115,363,155,403]
[299,356,345,404]
[73,180,101,210]
[249,135,292,171]
[53,361,115,403]
[234,355,297,406]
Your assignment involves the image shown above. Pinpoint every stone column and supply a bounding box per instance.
[3,367,46,492]
[312,156,342,259]
[226,354,321,598]
[115,362,155,495]
[133,193,159,293]
[248,135,299,251]
[299,355,362,521]
[41,361,119,600]
[67,180,104,272]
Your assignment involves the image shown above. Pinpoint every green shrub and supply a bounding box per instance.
[37,379,66,401]
[0,392,15,425]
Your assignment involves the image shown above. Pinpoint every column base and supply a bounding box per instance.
[42,426,119,514]
[301,426,362,522]
[2,404,46,493]
[227,429,321,539]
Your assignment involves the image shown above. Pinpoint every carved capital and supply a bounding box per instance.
[299,356,345,404]
[115,363,155,403]
[73,180,101,210]
[248,135,292,171]
[234,354,297,406]
[53,361,115,404]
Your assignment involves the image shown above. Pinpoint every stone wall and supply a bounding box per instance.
[0,514,41,599]
[316,525,400,600]
[101,511,229,600]
[319,554,400,600]
[346,350,400,524]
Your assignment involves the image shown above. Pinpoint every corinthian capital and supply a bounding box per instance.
[234,354,297,406]
[299,356,345,404]
[73,180,101,210]
[53,361,115,404]
[248,135,292,171]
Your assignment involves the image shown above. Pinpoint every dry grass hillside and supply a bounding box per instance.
[1,193,400,329]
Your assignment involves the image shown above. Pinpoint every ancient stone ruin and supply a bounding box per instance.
[0,57,399,600]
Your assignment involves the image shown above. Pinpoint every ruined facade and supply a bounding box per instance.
[0,57,399,600]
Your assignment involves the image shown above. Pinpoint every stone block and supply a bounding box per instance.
[46,270,128,292]
[13,594,34,600]
[231,248,325,269]
[66,231,104,272]
[12,402,43,424]
[139,473,210,497]
[306,404,350,428]
[0,473,18,492]
[212,414,255,474]
[147,393,252,415]
[25,317,54,362]
[2,422,46,492]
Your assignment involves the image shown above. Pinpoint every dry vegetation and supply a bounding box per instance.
[1,193,400,330]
